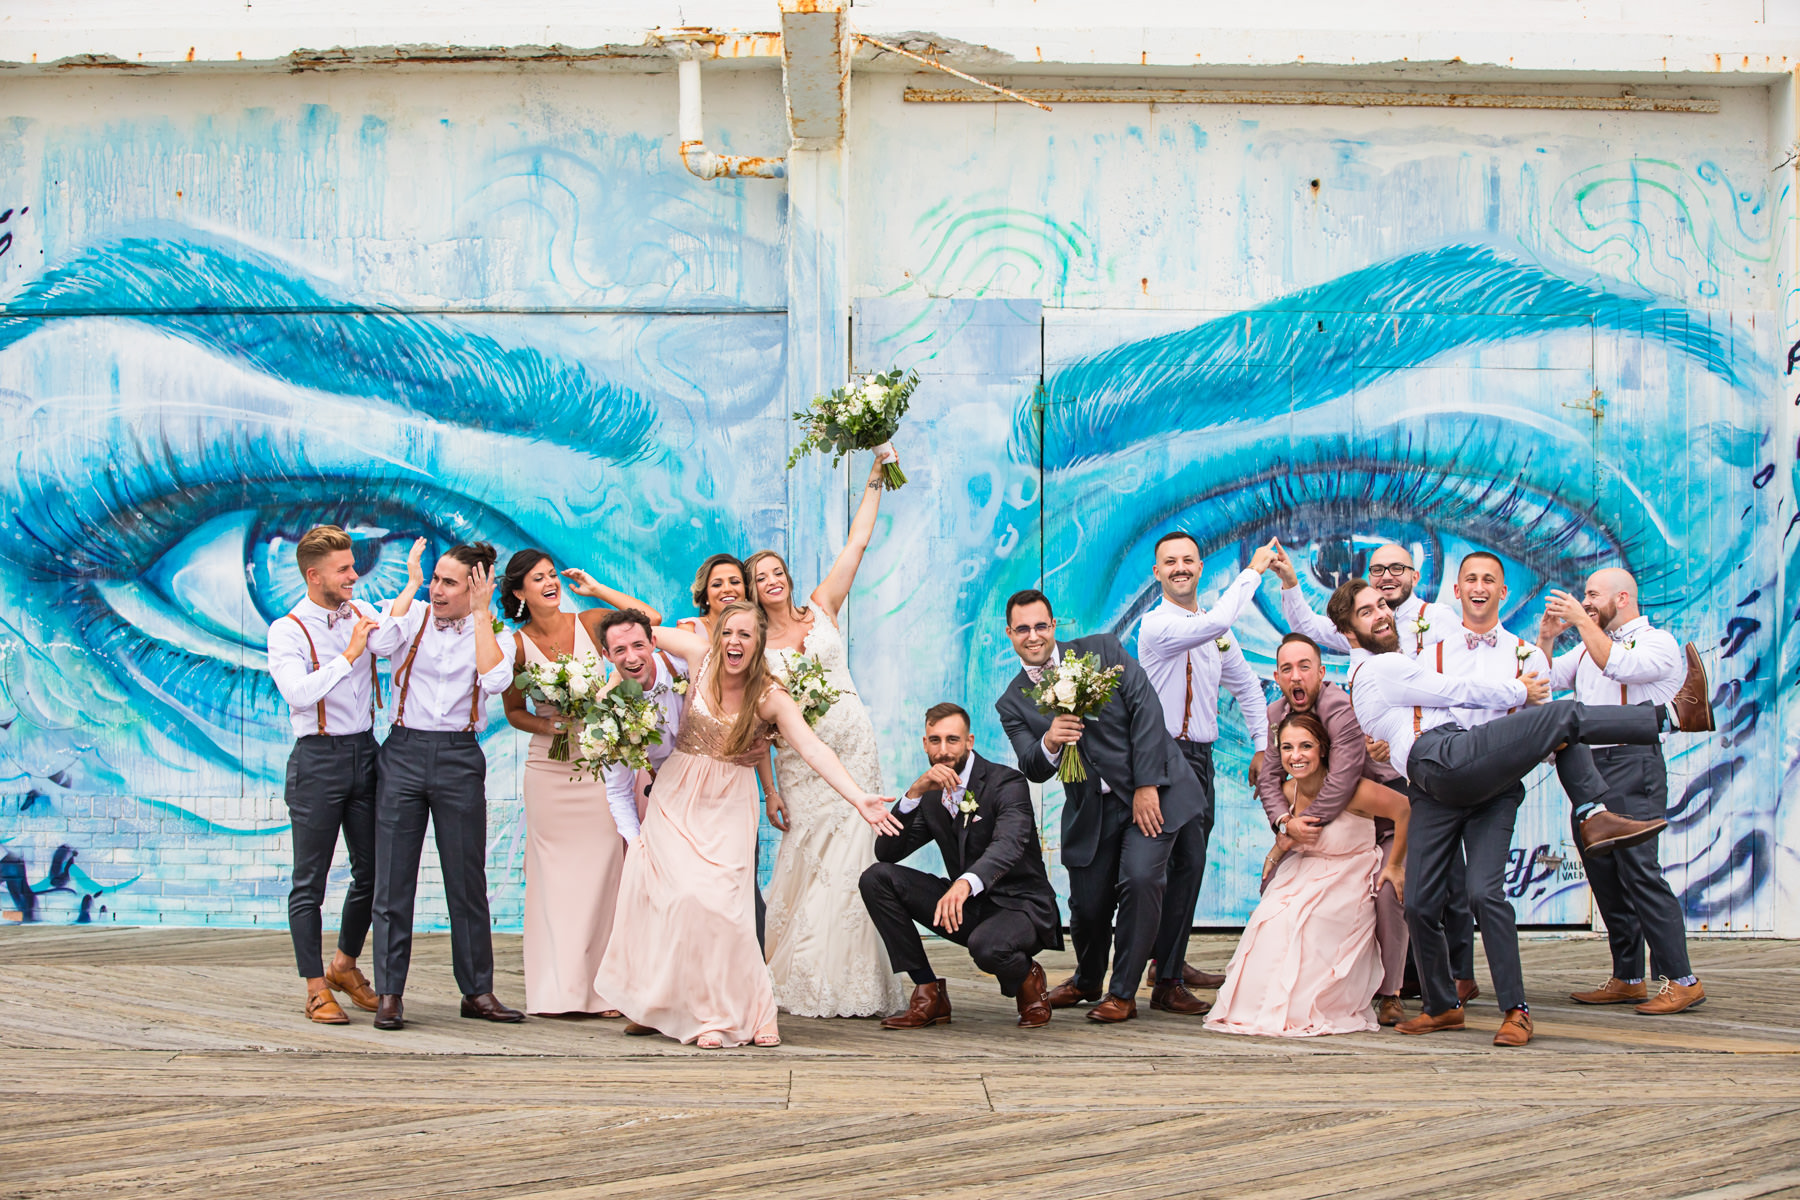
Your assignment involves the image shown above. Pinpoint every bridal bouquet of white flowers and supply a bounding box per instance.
[785,368,918,490]
[1027,652,1125,784]
[514,653,607,761]
[571,678,665,779]
[777,653,841,729]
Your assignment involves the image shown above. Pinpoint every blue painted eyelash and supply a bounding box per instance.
[0,230,659,463]
[1024,241,1761,469]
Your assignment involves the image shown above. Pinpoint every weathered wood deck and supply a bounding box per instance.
[2,927,1796,1199]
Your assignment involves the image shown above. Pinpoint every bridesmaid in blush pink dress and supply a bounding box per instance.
[595,601,901,1049]
[500,551,660,1017]
[1206,711,1411,1038]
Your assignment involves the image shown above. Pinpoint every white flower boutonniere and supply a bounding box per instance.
[1215,636,1232,653]
[1405,617,1431,636]
[957,792,980,817]
[1515,643,1535,663]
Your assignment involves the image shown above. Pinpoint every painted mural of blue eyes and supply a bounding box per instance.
[1104,445,1623,653]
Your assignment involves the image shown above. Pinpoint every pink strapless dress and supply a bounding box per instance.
[1205,811,1386,1038]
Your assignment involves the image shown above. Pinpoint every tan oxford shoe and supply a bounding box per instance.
[1570,977,1647,1005]
[1636,978,1705,1015]
[324,962,378,1012]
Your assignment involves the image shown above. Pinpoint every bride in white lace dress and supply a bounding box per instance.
[748,458,907,1018]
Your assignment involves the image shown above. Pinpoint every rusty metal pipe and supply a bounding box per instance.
[677,57,786,180]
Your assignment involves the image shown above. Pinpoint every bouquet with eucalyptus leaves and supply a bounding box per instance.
[786,368,917,490]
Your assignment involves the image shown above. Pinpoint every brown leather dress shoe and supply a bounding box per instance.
[623,1021,659,1036]
[881,980,951,1030]
[324,962,379,1012]
[1456,978,1481,1004]
[1015,962,1051,1029]
[1396,1006,1466,1035]
[1579,810,1668,856]
[306,991,350,1025]
[1181,962,1228,990]
[1149,979,1211,1015]
[461,992,525,1023]
[373,994,404,1031]
[1045,975,1102,1009]
[1636,978,1705,1014]
[1493,1007,1533,1046]
[1086,994,1138,1023]
[1570,977,1648,1005]
[1376,995,1405,1026]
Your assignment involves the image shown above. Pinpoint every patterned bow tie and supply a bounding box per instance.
[1465,631,1498,649]
[325,602,355,629]
[434,616,468,634]
[1024,664,1047,685]
[1609,628,1632,643]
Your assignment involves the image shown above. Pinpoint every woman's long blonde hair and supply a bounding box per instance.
[708,599,781,758]
[743,549,809,622]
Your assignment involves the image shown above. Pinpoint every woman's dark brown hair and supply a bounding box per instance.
[1274,710,1332,781]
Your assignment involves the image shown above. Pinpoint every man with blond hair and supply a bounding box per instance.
[266,526,420,1024]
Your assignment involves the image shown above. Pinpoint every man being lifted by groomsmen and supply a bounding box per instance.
[1327,576,1672,1043]
[1539,569,1708,1015]
[1135,533,1279,1013]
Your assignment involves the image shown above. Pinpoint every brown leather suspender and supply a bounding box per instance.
[393,616,483,731]
[1178,656,1195,740]
[287,610,381,735]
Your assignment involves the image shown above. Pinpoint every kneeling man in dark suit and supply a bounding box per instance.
[860,702,1064,1029]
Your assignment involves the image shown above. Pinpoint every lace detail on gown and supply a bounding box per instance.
[764,604,906,1018]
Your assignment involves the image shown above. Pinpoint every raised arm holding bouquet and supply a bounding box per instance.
[786,368,917,490]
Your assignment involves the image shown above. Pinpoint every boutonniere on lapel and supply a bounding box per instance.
[1214,636,1232,652]
[1405,617,1431,636]
[957,791,980,822]
[1515,643,1534,663]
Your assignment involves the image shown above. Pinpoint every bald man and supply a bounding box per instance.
[1538,569,1706,1015]
[1273,543,1460,659]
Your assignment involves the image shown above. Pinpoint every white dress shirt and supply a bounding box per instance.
[386,603,512,733]
[896,753,985,895]
[267,596,411,737]
[1282,586,1458,659]
[1548,615,1682,746]
[1136,573,1270,751]
[1434,624,1550,729]
[605,652,690,843]
[1348,648,1528,781]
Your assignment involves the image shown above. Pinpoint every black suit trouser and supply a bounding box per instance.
[1066,806,1179,1001]
[283,731,379,979]
[1406,780,1527,1015]
[1408,700,1659,813]
[1573,743,1690,980]
[372,728,495,997]
[1150,739,1216,981]
[859,862,1046,996]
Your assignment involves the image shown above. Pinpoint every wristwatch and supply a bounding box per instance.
[1276,814,1291,835]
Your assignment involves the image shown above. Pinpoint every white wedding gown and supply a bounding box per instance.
[763,604,907,1017]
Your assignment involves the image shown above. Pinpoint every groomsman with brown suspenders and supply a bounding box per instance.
[1539,568,1712,1015]
[370,542,521,1031]
[267,526,417,1024]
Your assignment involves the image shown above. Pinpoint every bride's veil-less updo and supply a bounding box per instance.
[708,599,782,758]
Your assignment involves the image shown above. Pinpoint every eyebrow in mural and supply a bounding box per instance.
[0,232,658,459]
[1019,242,1754,464]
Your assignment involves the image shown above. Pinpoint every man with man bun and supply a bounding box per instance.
[370,542,521,1031]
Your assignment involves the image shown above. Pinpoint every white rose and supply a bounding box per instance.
[1053,678,1077,707]
[544,684,566,704]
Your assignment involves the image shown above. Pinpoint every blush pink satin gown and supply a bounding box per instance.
[1205,811,1386,1037]
[520,621,625,1015]
[594,666,778,1046]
